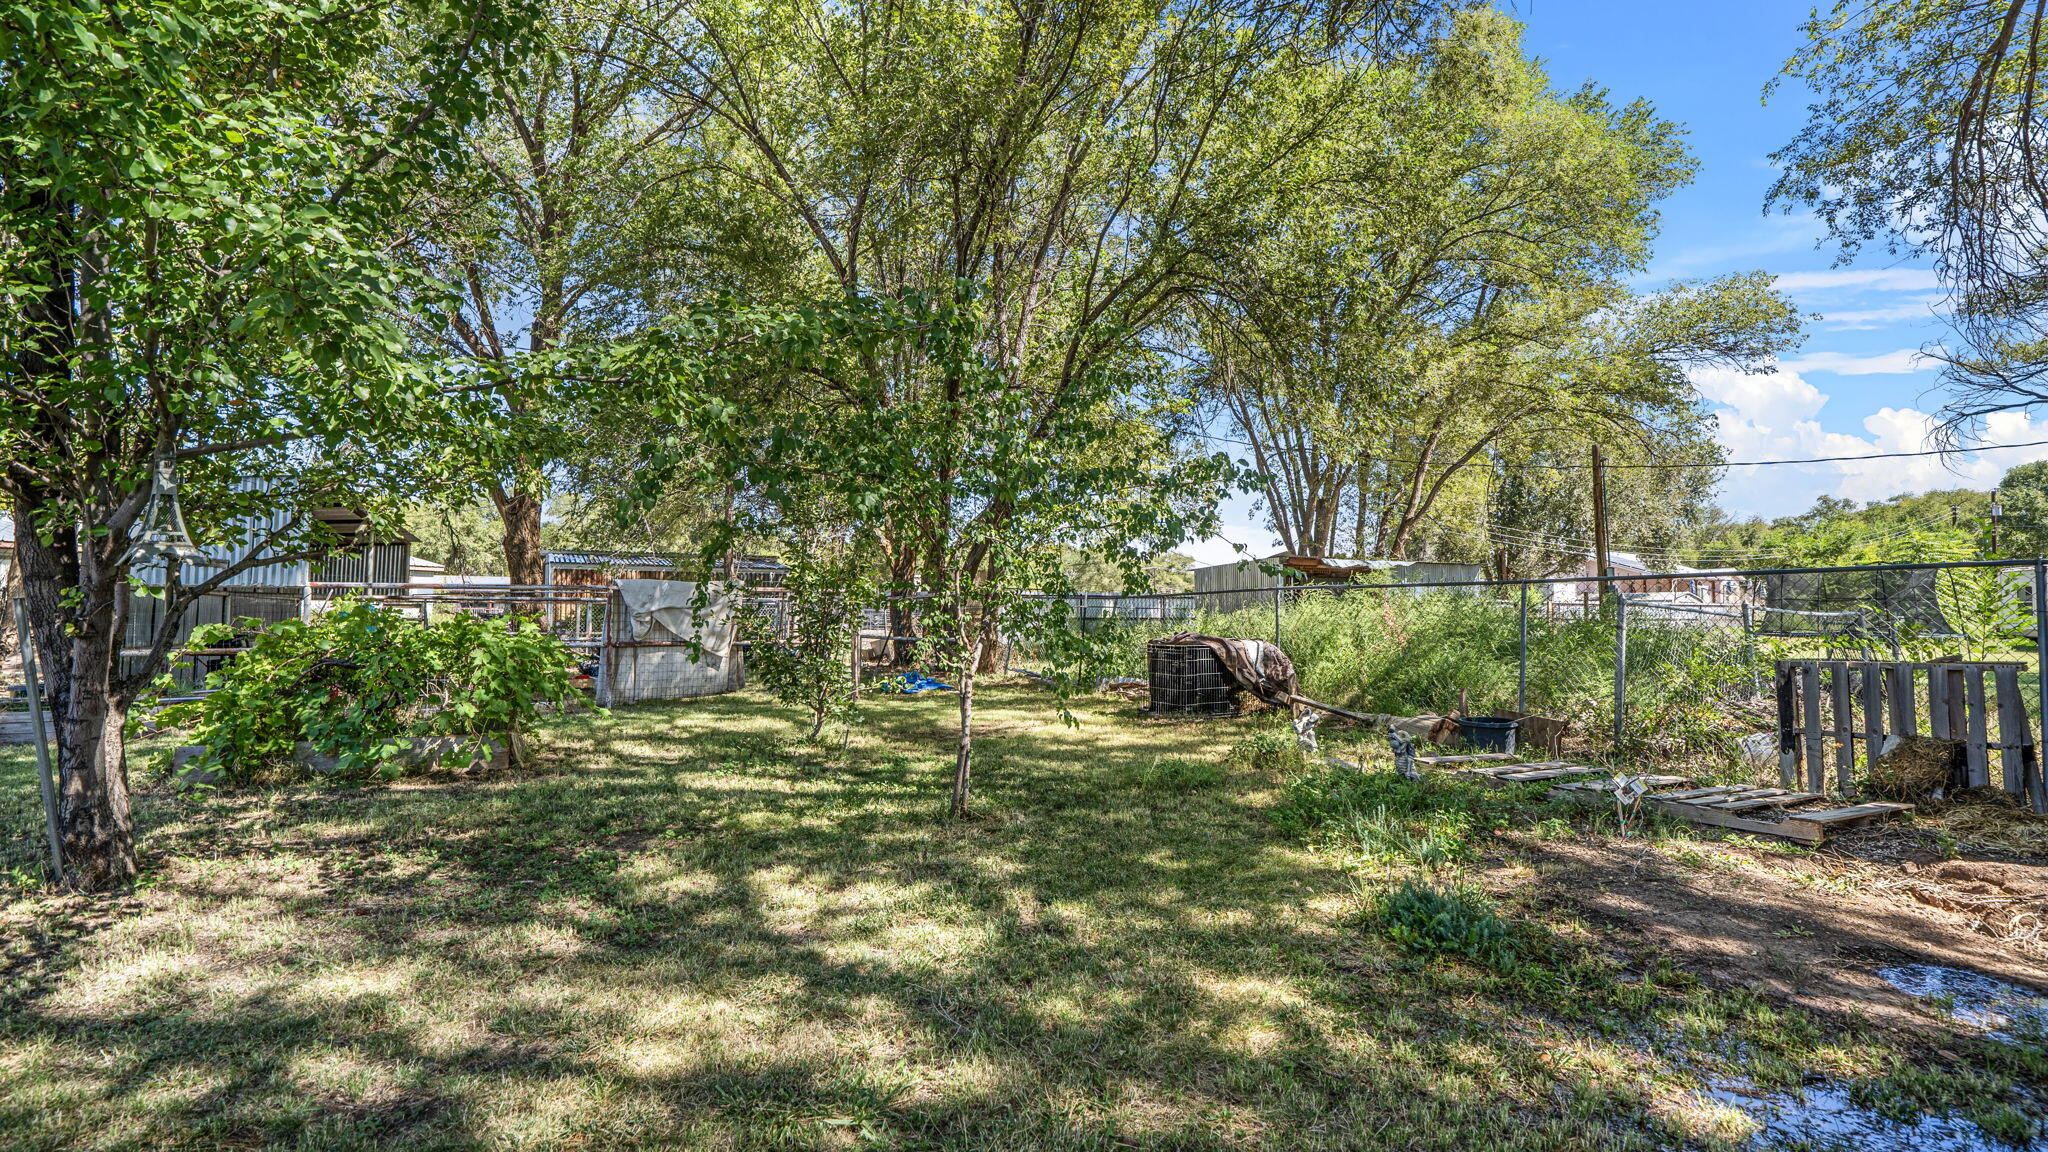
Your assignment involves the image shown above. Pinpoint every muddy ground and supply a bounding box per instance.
[1496,825,2048,1042]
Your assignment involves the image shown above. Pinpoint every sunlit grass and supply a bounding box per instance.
[0,684,2027,1149]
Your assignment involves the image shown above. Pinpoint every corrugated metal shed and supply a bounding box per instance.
[543,551,788,588]
[1192,554,1486,612]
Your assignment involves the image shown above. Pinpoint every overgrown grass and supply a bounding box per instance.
[1075,590,1773,765]
[0,686,2029,1149]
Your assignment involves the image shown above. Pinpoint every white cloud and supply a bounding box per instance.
[1692,364,1826,428]
[1692,365,2048,517]
[1771,268,1941,293]
[1645,212,1824,279]
[1780,348,1933,375]
[1820,295,1947,330]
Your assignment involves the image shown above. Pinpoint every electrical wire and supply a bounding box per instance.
[1198,430,2048,471]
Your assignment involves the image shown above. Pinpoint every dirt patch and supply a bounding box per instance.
[1500,835,2048,1039]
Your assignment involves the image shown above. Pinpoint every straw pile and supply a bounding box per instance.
[1863,736,1958,801]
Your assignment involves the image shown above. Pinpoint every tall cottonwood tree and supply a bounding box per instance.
[1200,13,1801,559]
[632,0,1437,644]
[0,0,530,888]
[394,0,749,585]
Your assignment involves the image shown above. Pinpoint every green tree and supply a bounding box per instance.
[394,0,732,585]
[0,0,530,888]
[656,0,1436,646]
[1772,0,2048,430]
[1199,12,1800,562]
[1995,460,2048,557]
[406,500,508,577]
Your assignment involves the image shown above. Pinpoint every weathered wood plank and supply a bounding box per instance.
[1948,666,1970,745]
[1540,783,1829,843]
[1782,802,1915,828]
[1887,663,1917,737]
[1776,662,1798,789]
[1995,664,2026,794]
[1497,767,1604,781]
[1966,666,1990,788]
[1711,792,1827,812]
[1861,659,1884,767]
[1657,786,1750,800]
[1802,663,1826,793]
[1413,752,1519,766]
[1830,661,1857,795]
[1930,665,1951,739]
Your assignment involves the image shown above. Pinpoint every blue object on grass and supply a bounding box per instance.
[875,671,955,694]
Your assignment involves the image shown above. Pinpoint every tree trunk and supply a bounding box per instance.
[492,481,545,587]
[56,652,134,890]
[19,526,136,890]
[950,635,980,819]
[886,541,920,665]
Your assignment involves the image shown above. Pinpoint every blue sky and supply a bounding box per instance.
[1184,1,2048,565]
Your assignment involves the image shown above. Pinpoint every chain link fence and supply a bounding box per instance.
[104,580,779,709]
[1010,558,2048,774]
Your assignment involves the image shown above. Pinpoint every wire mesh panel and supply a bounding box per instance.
[597,582,748,706]
[1145,640,1236,717]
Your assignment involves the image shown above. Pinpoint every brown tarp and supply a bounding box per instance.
[1149,632,1300,709]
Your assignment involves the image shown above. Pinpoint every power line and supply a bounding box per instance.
[1200,430,2048,470]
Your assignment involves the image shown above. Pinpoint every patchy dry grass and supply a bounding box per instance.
[0,684,2040,1150]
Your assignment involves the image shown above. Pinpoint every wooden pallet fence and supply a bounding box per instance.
[1774,659,2045,812]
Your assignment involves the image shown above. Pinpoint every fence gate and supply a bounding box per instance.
[1775,659,2045,812]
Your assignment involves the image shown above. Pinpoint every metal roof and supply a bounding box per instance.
[544,551,787,571]
[545,550,680,569]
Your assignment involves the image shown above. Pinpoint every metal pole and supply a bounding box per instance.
[2033,561,2048,813]
[1613,594,1628,742]
[14,599,63,884]
[1741,601,1761,694]
[1591,446,1613,605]
[1517,583,1529,714]
[1273,584,1283,649]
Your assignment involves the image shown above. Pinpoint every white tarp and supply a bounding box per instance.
[616,578,735,652]
[604,580,744,704]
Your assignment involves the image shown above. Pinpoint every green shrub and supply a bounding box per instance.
[153,599,577,780]
[1374,880,1529,971]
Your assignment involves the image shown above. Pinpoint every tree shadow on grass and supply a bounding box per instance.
[0,685,1899,1150]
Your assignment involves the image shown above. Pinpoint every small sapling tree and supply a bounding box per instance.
[745,542,874,741]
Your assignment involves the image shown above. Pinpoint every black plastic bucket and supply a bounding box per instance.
[1456,715,1517,754]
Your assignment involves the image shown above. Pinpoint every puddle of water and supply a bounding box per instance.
[1879,964,2048,1043]
[1708,1077,2034,1151]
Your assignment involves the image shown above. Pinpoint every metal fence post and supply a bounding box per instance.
[1273,584,1283,649]
[2034,560,2048,813]
[14,599,63,885]
[595,590,615,709]
[1517,582,1529,715]
[1613,594,1628,742]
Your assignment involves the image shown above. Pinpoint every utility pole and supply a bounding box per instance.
[1590,446,1613,604]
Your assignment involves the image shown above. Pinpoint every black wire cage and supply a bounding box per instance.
[1145,639,1237,718]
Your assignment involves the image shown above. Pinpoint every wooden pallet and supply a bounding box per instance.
[1442,760,1912,844]
[1411,752,1519,767]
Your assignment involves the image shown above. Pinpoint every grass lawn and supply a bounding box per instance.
[0,682,2042,1150]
